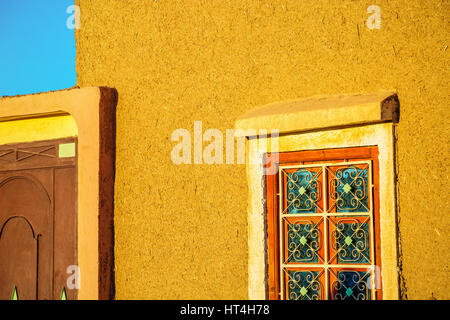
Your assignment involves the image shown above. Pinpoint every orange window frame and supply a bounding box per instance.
[265,146,382,300]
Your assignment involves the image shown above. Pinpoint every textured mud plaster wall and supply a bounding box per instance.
[75,0,449,299]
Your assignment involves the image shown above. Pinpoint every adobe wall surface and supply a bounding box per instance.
[75,0,449,299]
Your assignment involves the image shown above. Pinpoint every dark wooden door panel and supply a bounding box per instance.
[0,170,53,300]
[53,167,77,300]
[0,216,38,300]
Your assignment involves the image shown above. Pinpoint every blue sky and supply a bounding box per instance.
[0,0,76,97]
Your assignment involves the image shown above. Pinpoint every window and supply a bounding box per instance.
[266,146,382,300]
[237,93,400,300]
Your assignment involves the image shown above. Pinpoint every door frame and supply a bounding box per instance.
[0,137,78,300]
[0,87,117,300]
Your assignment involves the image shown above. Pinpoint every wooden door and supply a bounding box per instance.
[0,138,77,300]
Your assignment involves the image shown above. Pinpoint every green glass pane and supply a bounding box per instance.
[60,287,67,300]
[300,236,307,245]
[300,286,308,296]
[59,143,76,158]
[345,236,353,246]
[343,183,352,194]
[11,286,18,300]
[346,287,353,297]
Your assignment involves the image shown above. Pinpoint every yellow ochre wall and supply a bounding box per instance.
[75,0,449,299]
[0,116,78,145]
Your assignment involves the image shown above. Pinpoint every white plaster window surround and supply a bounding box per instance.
[235,92,400,300]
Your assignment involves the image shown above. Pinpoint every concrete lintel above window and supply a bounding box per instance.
[235,92,399,137]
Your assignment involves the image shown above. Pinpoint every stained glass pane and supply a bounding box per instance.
[284,167,323,214]
[284,217,324,264]
[327,164,370,213]
[328,217,371,264]
[285,269,325,300]
[330,269,372,300]
[11,286,18,300]
[60,287,67,300]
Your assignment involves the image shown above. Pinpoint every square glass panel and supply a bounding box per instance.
[327,164,370,213]
[329,268,373,300]
[328,216,372,264]
[283,167,323,214]
[284,268,325,300]
[283,217,325,264]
